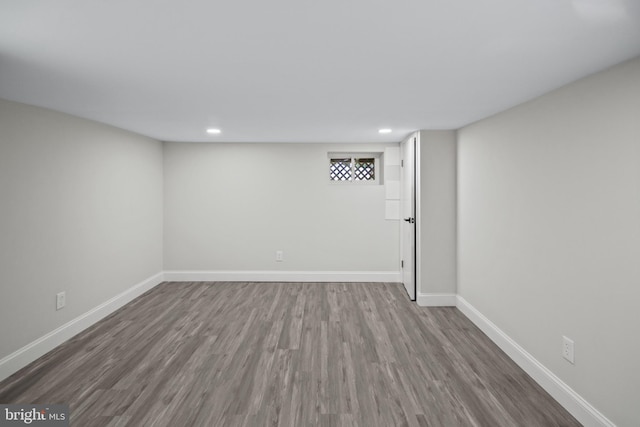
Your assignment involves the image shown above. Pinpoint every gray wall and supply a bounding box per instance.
[0,98,164,361]
[457,57,640,426]
[163,142,399,271]
[418,130,457,298]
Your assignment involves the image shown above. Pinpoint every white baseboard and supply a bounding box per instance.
[456,296,615,427]
[163,270,401,283]
[0,272,165,383]
[417,292,457,307]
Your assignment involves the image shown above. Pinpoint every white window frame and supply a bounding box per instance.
[328,152,382,185]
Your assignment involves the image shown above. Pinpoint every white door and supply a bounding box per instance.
[400,135,416,300]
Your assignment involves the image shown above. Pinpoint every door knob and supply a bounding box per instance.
[403,217,415,223]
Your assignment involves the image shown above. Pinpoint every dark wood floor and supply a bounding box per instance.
[0,282,580,427]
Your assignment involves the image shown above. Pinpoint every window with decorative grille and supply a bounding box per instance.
[330,158,352,181]
[354,158,375,181]
[329,155,379,183]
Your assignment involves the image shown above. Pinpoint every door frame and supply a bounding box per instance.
[415,132,421,302]
[400,132,421,301]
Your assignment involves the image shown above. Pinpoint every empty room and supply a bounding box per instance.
[1,1,639,426]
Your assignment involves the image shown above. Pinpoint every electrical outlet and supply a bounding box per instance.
[56,291,66,311]
[562,336,574,364]
[276,250,284,262]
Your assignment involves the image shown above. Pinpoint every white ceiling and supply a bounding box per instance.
[1,0,639,143]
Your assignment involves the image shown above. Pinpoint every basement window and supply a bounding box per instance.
[329,154,380,184]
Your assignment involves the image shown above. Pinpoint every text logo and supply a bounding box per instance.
[0,405,68,426]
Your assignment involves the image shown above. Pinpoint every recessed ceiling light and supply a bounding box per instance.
[378,128,392,134]
[206,128,221,134]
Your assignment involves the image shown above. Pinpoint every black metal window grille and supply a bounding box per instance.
[330,157,376,182]
[330,158,352,181]
[354,158,375,181]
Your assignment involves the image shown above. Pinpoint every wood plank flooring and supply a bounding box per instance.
[0,282,581,426]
